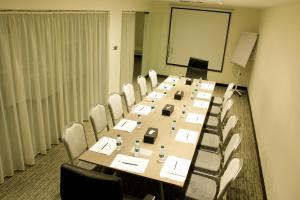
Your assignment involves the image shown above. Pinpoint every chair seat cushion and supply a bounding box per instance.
[209,105,221,116]
[77,161,97,170]
[194,150,221,172]
[186,173,217,200]
[206,116,218,128]
[213,96,222,106]
[201,133,220,150]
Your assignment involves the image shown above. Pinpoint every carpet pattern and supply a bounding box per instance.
[0,77,265,200]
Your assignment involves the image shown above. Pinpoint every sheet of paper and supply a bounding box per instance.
[164,76,179,83]
[132,105,151,116]
[113,119,137,133]
[147,91,164,99]
[196,92,212,100]
[175,129,199,144]
[130,147,153,157]
[110,154,149,174]
[158,83,173,91]
[193,100,210,109]
[185,113,205,124]
[89,137,116,155]
[200,83,215,91]
[160,156,191,182]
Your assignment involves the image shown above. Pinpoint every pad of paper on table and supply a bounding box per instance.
[147,91,164,99]
[113,119,137,133]
[175,129,199,144]
[193,100,210,109]
[158,83,173,90]
[164,76,179,83]
[89,136,116,155]
[110,154,149,174]
[185,113,205,124]
[160,156,191,182]
[196,92,212,100]
[200,83,214,91]
[132,105,151,116]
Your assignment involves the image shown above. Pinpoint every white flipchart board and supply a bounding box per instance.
[231,32,258,68]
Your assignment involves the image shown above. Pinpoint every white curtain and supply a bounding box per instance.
[0,12,108,183]
[120,12,136,87]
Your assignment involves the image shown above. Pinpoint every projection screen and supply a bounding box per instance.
[167,8,231,72]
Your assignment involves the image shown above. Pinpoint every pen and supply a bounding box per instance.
[121,121,127,127]
[101,142,108,150]
[121,161,138,166]
[186,132,189,140]
[139,106,144,111]
[174,161,177,170]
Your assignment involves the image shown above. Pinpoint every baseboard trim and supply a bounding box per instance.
[246,90,268,200]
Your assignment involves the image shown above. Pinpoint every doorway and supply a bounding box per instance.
[133,12,145,79]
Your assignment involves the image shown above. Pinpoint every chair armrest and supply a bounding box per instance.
[143,194,155,200]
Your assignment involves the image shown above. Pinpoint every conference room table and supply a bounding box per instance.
[79,76,215,198]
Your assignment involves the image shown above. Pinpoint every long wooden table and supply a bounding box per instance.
[79,76,215,188]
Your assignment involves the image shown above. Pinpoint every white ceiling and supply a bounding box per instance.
[161,0,300,8]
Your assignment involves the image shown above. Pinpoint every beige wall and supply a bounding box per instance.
[248,2,300,199]
[0,0,151,93]
[145,2,261,86]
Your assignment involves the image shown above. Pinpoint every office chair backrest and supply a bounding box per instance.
[186,57,208,80]
[223,90,234,106]
[223,134,242,165]
[108,93,124,126]
[62,123,88,165]
[149,70,158,89]
[222,115,238,142]
[226,83,235,92]
[122,83,136,112]
[89,104,109,141]
[137,75,147,99]
[60,163,123,200]
[221,99,233,123]
[217,158,243,199]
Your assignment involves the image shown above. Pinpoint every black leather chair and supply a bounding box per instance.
[60,163,155,200]
[186,57,208,80]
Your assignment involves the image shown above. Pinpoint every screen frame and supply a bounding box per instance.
[166,7,231,72]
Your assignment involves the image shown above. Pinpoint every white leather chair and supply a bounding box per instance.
[210,90,234,116]
[108,93,125,126]
[137,75,148,100]
[89,104,109,141]
[206,99,234,130]
[186,158,243,200]
[149,69,158,90]
[201,115,238,152]
[194,133,242,176]
[122,83,136,112]
[62,122,97,170]
[213,83,235,106]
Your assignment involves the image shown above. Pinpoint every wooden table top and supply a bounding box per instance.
[79,76,215,187]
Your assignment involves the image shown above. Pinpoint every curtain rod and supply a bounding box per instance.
[0,9,109,13]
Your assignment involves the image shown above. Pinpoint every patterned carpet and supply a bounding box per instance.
[0,77,265,200]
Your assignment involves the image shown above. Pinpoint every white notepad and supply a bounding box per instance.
[89,137,116,155]
[175,129,199,144]
[113,119,137,133]
[164,76,179,83]
[200,83,214,91]
[196,92,212,100]
[160,156,191,182]
[185,113,205,124]
[110,154,149,174]
[158,83,173,90]
[132,105,151,116]
[147,91,164,99]
[193,100,210,109]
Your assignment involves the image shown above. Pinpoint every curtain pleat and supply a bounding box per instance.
[0,12,108,184]
[120,12,136,88]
